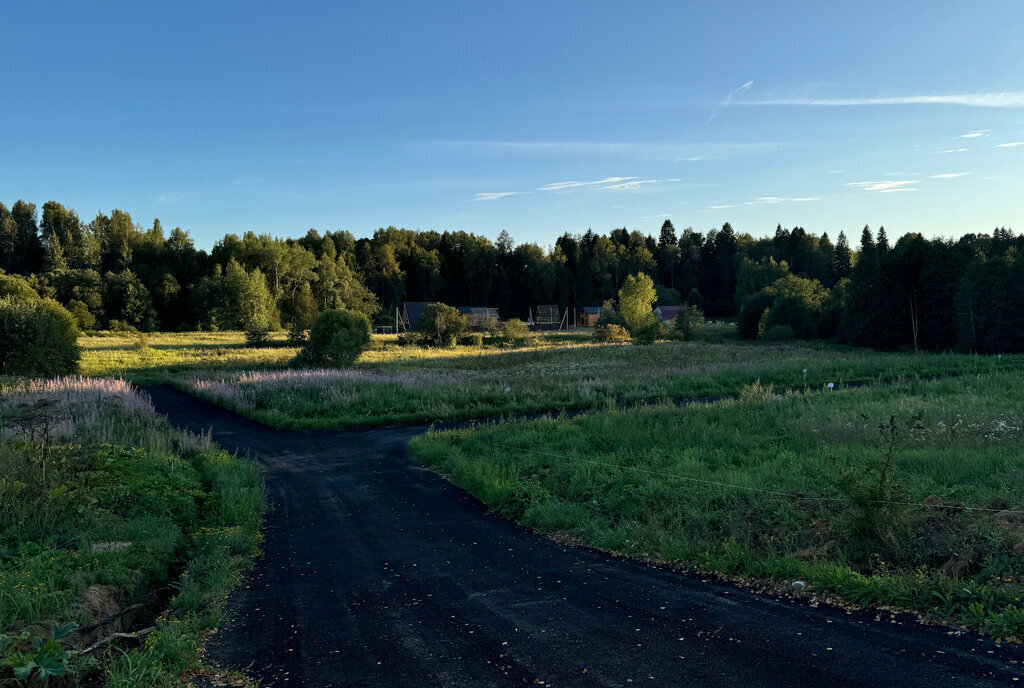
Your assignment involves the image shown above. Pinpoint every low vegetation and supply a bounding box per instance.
[410,372,1024,639]
[79,330,299,382]
[0,377,265,685]
[178,338,1020,429]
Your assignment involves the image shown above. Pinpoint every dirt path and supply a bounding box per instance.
[146,386,1024,687]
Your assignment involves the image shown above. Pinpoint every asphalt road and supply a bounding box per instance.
[145,386,1024,687]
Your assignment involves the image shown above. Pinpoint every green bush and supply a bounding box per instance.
[66,299,96,330]
[244,327,271,347]
[0,274,39,301]
[107,319,138,334]
[458,332,485,347]
[489,319,532,347]
[297,310,370,366]
[593,323,631,342]
[595,299,625,328]
[630,313,667,345]
[416,303,467,347]
[672,305,705,341]
[397,331,421,346]
[0,297,80,376]
[738,291,774,340]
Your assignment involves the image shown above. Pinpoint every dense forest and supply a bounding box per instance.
[1,198,1021,352]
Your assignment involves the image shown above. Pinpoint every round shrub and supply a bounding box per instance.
[416,303,467,347]
[397,331,421,347]
[0,297,81,376]
[457,332,484,347]
[298,309,370,367]
[489,319,533,348]
[630,314,667,345]
[593,323,631,342]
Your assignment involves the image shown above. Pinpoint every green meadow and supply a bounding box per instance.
[410,371,1024,638]
[170,334,1020,429]
[92,327,1024,639]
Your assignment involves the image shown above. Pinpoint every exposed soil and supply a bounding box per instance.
[145,386,1024,687]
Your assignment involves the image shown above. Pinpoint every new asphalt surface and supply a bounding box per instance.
[145,386,1024,687]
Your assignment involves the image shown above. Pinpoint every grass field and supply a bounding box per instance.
[69,329,1024,640]
[79,330,299,381]
[175,337,1021,429]
[410,372,1024,638]
[0,377,266,685]
[78,329,598,382]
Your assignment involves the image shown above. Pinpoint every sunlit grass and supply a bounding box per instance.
[176,338,1022,429]
[78,331,299,381]
[410,372,1024,638]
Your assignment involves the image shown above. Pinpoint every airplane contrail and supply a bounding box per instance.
[694,80,755,131]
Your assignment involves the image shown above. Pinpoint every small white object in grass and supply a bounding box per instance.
[827,382,834,390]
[505,386,511,393]
[791,580,806,589]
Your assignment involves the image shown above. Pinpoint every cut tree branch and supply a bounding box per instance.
[77,626,157,655]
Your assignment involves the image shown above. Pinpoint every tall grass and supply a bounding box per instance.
[178,340,1022,428]
[0,377,265,685]
[410,372,1024,638]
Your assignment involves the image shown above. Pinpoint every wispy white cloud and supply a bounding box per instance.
[931,172,971,179]
[539,177,634,191]
[936,148,968,153]
[995,141,1024,148]
[847,180,918,193]
[158,191,185,203]
[472,191,519,201]
[431,140,785,161]
[602,178,681,191]
[960,130,990,138]
[708,196,819,210]
[639,214,674,219]
[738,93,1024,107]
[539,176,682,192]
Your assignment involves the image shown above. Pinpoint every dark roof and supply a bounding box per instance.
[655,306,682,319]
[404,302,429,329]
[582,306,602,314]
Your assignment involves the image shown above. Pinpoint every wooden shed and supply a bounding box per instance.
[579,306,602,327]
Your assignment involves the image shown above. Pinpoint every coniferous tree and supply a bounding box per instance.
[829,231,853,285]
[11,200,43,273]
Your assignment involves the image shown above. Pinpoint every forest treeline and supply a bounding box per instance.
[0,198,1021,352]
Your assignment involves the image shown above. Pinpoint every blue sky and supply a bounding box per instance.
[2,1,1023,248]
